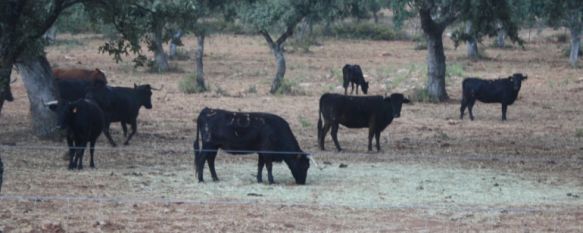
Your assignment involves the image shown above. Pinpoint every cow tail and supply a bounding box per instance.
[317,102,323,143]
[193,121,201,169]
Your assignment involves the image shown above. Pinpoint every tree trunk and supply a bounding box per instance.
[194,33,207,91]
[466,23,479,60]
[168,30,182,60]
[426,32,449,101]
[43,26,58,44]
[269,45,286,94]
[152,21,169,72]
[569,27,581,67]
[373,11,379,24]
[16,56,61,140]
[496,23,506,48]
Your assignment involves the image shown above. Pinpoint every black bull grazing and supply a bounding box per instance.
[193,108,311,185]
[318,93,410,152]
[46,99,105,169]
[460,73,527,121]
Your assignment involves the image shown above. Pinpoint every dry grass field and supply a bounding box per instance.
[1,30,583,232]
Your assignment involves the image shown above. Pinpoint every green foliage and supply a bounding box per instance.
[298,115,312,128]
[576,129,583,138]
[331,21,398,41]
[274,78,305,96]
[446,63,465,79]
[245,85,258,94]
[409,88,438,103]
[179,74,207,94]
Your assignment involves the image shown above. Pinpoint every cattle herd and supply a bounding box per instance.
[0,65,527,192]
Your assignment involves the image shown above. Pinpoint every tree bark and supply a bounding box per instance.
[16,56,61,140]
[152,20,169,72]
[466,23,479,60]
[0,64,14,116]
[426,32,449,101]
[496,23,505,48]
[419,7,451,102]
[194,33,207,91]
[261,30,290,94]
[168,30,182,60]
[569,27,581,67]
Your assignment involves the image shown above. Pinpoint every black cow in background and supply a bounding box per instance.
[460,73,528,121]
[318,93,410,152]
[56,80,156,147]
[194,108,311,185]
[342,64,369,95]
[46,99,105,169]
[90,84,155,146]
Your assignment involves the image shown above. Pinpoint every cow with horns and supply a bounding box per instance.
[193,108,313,185]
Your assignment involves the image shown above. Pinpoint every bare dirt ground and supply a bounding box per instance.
[1,30,583,232]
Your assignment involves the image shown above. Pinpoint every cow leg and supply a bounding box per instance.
[194,149,206,183]
[257,155,265,183]
[367,129,374,152]
[467,99,476,121]
[123,120,137,145]
[350,83,355,95]
[265,156,276,185]
[319,123,332,150]
[121,122,128,137]
[89,140,96,168]
[355,84,359,95]
[207,152,219,182]
[75,140,87,170]
[501,104,508,121]
[375,131,381,151]
[460,98,468,120]
[102,121,117,147]
[67,136,76,170]
[331,124,342,151]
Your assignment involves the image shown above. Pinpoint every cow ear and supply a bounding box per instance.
[72,107,77,113]
[523,75,528,80]
[134,83,138,88]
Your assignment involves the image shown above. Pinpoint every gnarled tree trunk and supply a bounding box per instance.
[16,56,60,140]
[496,23,506,48]
[152,20,169,72]
[261,28,293,94]
[426,32,448,101]
[194,33,207,91]
[569,27,581,67]
[466,23,479,60]
[168,30,182,60]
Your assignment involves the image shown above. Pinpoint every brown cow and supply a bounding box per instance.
[53,68,108,86]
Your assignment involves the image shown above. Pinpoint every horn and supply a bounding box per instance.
[150,84,164,91]
[307,155,323,170]
[42,97,58,107]
[10,76,17,84]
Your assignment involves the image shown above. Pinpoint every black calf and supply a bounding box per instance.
[342,64,369,95]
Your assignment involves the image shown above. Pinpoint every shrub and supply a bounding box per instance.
[331,21,399,41]
[178,74,207,94]
[408,87,439,103]
[576,129,583,138]
[275,78,306,96]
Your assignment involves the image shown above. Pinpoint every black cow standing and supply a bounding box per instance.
[318,93,410,151]
[460,73,528,121]
[62,82,155,146]
[193,108,310,185]
[47,99,105,169]
[342,64,369,95]
[98,84,154,146]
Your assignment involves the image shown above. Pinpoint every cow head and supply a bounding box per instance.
[509,73,527,91]
[44,99,77,130]
[289,153,310,185]
[384,93,410,118]
[134,84,153,109]
[91,69,107,85]
[361,81,369,94]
